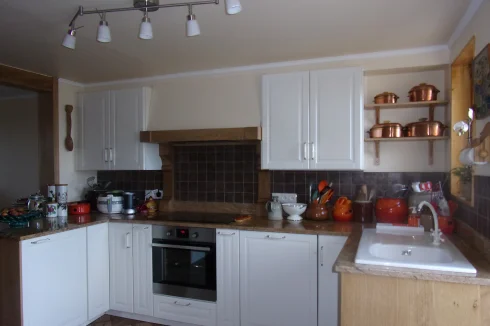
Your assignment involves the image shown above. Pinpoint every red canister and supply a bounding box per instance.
[375,198,408,224]
[68,202,91,215]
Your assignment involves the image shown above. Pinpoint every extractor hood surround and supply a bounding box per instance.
[140,127,261,143]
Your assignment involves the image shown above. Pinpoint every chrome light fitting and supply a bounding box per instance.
[62,0,242,49]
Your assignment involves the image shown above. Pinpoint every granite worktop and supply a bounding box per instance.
[0,212,359,241]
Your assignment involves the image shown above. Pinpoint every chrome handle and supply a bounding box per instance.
[311,142,315,160]
[217,231,236,236]
[265,235,286,240]
[303,142,308,160]
[143,226,149,230]
[31,238,50,244]
[104,148,108,162]
[126,232,131,248]
[152,243,211,252]
[174,301,191,306]
[109,148,113,162]
[320,245,324,266]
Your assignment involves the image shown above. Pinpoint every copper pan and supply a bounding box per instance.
[408,83,440,102]
[405,118,447,137]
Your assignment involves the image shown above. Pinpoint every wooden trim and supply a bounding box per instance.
[0,239,22,326]
[364,100,448,110]
[140,127,262,143]
[0,64,53,92]
[365,136,449,142]
[52,79,60,183]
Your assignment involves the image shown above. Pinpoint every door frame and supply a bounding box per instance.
[0,63,59,184]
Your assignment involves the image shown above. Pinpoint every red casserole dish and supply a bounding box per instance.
[68,202,91,215]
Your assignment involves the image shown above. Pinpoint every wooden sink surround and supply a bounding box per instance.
[140,127,270,214]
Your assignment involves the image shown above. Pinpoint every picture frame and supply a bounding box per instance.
[472,43,490,120]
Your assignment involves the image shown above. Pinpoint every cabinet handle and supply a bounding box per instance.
[109,148,113,162]
[320,245,324,267]
[143,226,149,230]
[104,148,108,162]
[311,142,315,160]
[217,231,236,236]
[125,232,131,248]
[173,301,191,306]
[31,238,50,244]
[265,235,286,240]
[303,142,308,160]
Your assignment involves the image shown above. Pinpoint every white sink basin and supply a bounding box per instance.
[355,226,476,274]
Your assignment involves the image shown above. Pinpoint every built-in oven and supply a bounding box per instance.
[152,226,216,302]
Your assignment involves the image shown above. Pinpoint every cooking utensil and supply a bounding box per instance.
[408,83,440,102]
[319,189,334,204]
[404,118,447,137]
[65,105,74,151]
[369,122,404,138]
[318,180,328,192]
[374,92,399,104]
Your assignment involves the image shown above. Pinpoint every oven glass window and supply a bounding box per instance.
[153,243,216,290]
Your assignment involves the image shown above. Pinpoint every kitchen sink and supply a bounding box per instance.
[355,226,476,274]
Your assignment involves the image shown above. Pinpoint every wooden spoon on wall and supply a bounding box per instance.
[65,105,74,151]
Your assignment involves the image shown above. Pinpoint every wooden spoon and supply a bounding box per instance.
[65,105,74,151]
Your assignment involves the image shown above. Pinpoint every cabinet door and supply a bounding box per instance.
[110,88,145,170]
[22,228,88,326]
[77,91,110,170]
[240,231,317,326]
[310,67,363,170]
[87,223,110,320]
[216,229,240,326]
[154,295,217,326]
[262,72,310,170]
[133,224,153,316]
[318,235,347,326]
[109,223,134,313]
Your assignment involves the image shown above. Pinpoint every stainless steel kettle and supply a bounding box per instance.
[265,196,283,220]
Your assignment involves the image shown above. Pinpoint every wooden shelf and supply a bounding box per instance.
[365,136,449,142]
[364,100,449,110]
[365,136,449,166]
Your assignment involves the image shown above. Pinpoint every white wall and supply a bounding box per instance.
[84,47,450,172]
[58,81,95,201]
[0,96,39,207]
[450,0,490,176]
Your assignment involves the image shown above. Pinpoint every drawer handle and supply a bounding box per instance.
[126,232,131,248]
[303,142,308,160]
[174,301,191,306]
[320,245,324,266]
[217,232,236,236]
[265,235,286,240]
[31,238,50,244]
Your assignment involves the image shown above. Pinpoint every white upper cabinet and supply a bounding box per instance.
[262,72,310,170]
[310,68,363,170]
[261,67,363,170]
[77,87,161,171]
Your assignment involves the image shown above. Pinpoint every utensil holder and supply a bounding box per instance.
[305,203,329,221]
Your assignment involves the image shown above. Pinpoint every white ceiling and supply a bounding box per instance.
[0,86,37,99]
[0,0,472,83]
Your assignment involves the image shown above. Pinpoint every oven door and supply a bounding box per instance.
[152,240,216,302]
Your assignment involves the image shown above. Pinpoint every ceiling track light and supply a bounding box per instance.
[186,5,200,37]
[61,0,241,49]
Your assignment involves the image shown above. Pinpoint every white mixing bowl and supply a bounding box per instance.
[282,203,307,221]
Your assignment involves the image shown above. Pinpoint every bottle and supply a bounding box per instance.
[407,207,420,227]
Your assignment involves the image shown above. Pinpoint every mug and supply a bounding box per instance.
[56,184,68,203]
[45,202,58,218]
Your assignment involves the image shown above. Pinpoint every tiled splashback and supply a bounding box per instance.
[270,171,449,204]
[96,170,163,202]
[173,145,258,203]
[453,176,490,239]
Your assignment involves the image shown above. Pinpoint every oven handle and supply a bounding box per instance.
[152,243,211,252]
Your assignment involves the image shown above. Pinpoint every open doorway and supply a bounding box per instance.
[0,64,59,207]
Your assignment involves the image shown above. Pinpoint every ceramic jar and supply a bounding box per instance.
[305,203,329,221]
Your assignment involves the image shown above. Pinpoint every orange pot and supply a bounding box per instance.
[333,197,353,222]
[375,198,408,224]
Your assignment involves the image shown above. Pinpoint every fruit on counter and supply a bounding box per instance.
[2,207,28,217]
[234,215,252,223]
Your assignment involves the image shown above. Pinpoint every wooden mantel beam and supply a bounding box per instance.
[140,127,261,143]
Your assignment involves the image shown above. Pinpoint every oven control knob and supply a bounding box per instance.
[191,232,199,239]
[166,231,172,236]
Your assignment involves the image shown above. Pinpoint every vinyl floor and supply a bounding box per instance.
[89,314,166,326]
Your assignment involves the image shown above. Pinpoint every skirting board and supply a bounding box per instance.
[107,309,197,326]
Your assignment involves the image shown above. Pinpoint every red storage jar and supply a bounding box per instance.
[375,198,408,224]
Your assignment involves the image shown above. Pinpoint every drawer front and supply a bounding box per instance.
[153,295,216,326]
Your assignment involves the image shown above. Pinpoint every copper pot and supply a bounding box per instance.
[374,92,399,104]
[404,118,447,137]
[369,122,404,138]
[408,83,440,102]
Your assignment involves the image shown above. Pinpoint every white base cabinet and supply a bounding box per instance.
[154,295,217,326]
[240,231,318,326]
[318,235,347,326]
[21,228,88,326]
[216,229,240,326]
[87,223,110,320]
[132,224,154,316]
